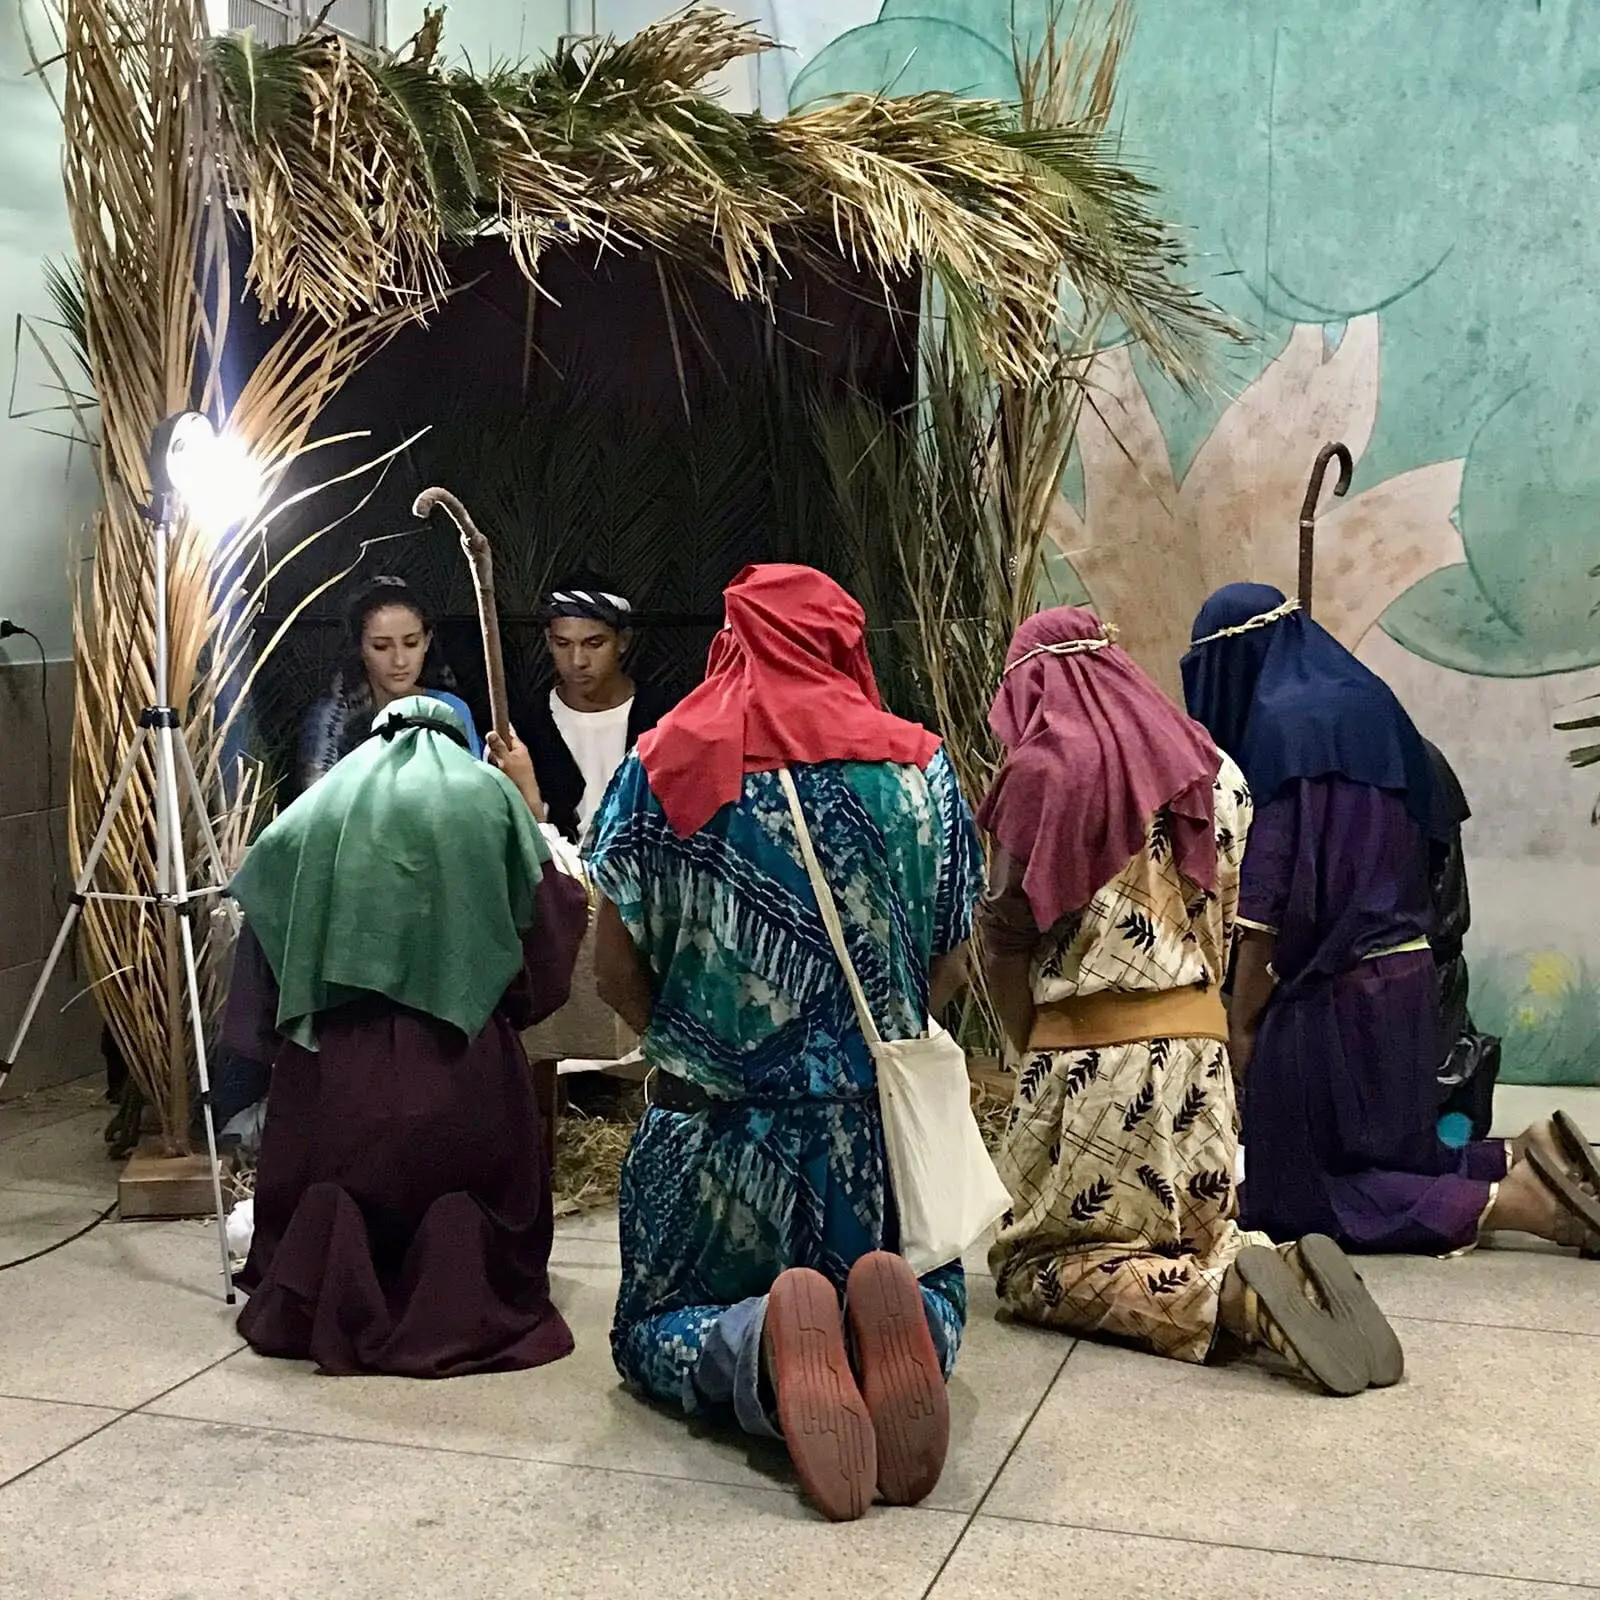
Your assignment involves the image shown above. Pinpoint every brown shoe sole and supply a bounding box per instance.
[766,1268,875,1522]
[1553,1111,1600,1196]
[1527,1145,1600,1255]
[845,1251,949,1506]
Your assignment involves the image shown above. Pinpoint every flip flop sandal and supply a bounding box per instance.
[1234,1245,1369,1397]
[1552,1111,1600,1197]
[1526,1146,1600,1255]
[845,1251,950,1507]
[1290,1235,1405,1389]
[764,1268,876,1522]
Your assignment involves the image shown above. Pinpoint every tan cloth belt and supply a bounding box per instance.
[1028,985,1228,1051]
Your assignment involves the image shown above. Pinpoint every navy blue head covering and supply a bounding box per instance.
[1181,582,1441,837]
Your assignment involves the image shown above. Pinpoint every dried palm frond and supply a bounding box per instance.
[57,0,432,1149]
[884,0,1168,806]
[816,4,1181,1052]
[815,358,1005,806]
[204,6,1226,394]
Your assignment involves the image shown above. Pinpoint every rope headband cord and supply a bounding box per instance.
[1187,597,1300,650]
[1002,621,1120,677]
[544,589,632,619]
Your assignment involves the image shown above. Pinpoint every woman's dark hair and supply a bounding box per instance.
[346,573,428,643]
[298,576,462,792]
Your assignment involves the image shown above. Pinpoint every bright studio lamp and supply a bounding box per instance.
[151,410,220,505]
[149,411,261,542]
[0,409,253,1303]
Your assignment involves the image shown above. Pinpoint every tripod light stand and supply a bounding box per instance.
[2,411,244,1304]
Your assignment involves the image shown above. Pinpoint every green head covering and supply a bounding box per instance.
[231,695,550,1048]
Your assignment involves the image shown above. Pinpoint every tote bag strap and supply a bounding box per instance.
[777,766,885,1051]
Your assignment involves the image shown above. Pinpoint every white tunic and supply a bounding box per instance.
[549,690,633,838]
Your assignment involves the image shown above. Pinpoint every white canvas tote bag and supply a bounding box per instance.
[779,768,1011,1275]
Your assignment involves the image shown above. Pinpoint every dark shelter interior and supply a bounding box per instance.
[235,237,920,787]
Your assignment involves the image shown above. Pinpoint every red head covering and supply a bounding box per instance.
[978,606,1220,931]
[638,564,941,837]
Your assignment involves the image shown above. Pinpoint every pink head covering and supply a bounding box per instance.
[978,607,1221,930]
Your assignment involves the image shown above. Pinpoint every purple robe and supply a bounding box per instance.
[1238,777,1505,1254]
[226,862,588,1376]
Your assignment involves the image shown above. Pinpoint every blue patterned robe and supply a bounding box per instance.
[586,750,983,1415]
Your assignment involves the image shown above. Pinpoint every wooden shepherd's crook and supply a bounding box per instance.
[412,486,546,816]
[1297,442,1354,618]
[413,486,509,735]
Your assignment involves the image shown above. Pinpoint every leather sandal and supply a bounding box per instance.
[1284,1235,1404,1388]
[1552,1110,1600,1197]
[1233,1246,1369,1396]
[1526,1145,1600,1255]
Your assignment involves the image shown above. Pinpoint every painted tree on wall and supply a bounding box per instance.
[795,0,1600,681]
[793,0,1600,1089]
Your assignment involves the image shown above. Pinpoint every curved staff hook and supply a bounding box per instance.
[1297,442,1354,619]
[412,486,511,738]
[412,487,547,814]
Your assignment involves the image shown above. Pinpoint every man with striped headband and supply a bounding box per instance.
[518,578,675,844]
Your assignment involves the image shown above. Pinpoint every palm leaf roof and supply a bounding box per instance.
[206,6,1225,386]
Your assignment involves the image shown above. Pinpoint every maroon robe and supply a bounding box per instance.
[226,862,588,1377]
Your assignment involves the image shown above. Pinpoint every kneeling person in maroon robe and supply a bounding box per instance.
[225,695,587,1376]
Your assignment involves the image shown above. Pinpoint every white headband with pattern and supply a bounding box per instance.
[549,588,632,617]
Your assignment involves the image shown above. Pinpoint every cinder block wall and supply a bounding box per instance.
[0,656,100,1096]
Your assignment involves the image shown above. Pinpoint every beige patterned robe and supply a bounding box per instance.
[986,755,1270,1363]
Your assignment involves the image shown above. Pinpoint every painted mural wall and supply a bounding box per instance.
[0,0,98,660]
[789,0,1600,1085]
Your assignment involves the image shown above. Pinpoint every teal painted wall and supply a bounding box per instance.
[791,0,1600,1085]
[0,0,98,660]
[796,0,1600,681]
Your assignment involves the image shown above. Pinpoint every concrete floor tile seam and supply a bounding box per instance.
[1384,1310,1600,1340]
[55,1342,249,1435]
[913,1339,1083,1600]
[0,1391,126,1414]
[0,1119,81,1150]
[0,1101,93,1140]
[0,1409,125,1497]
[0,1181,116,1197]
[965,1509,1600,1593]
[143,1339,1086,1539]
[126,1404,853,1508]
[923,1521,1600,1600]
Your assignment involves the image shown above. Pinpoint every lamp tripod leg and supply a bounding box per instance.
[176,733,228,890]
[177,905,238,1307]
[158,723,237,1306]
[0,726,152,1095]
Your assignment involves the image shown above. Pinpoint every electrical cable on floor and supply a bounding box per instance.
[0,1199,118,1272]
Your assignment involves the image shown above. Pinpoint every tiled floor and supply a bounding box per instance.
[3,1083,1599,1599]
